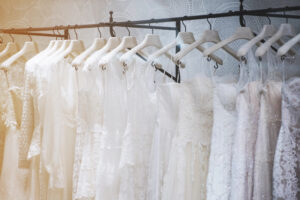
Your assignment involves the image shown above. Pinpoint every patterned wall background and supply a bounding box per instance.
[0,0,299,79]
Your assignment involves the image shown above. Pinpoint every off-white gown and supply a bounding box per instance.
[253,52,282,200]
[118,59,157,200]
[42,58,78,200]
[273,77,300,200]
[147,81,181,200]
[95,54,128,200]
[206,83,237,200]
[73,63,105,200]
[162,75,214,200]
[0,60,30,200]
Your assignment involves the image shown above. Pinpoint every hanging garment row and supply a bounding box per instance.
[0,19,299,200]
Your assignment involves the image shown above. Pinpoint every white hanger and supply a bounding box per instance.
[0,35,5,52]
[72,38,106,68]
[1,41,39,69]
[237,25,278,57]
[98,36,137,67]
[277,32,300,56]
[120,34,172,64]
[203,27,254,58]
[0,42,19,63]
[173,30,238,64]
[255,23,296,57]
[83,37,121,71]
[48,40,71,62]
[57,39,85,61]
[26,39,56,67]
[0,43,6,52]
[147,32,196,68]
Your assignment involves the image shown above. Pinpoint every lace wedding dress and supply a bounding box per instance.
[95,54,128,200]
[230,50,261,200]
[42,58,78,200]
[0,60,30,200]
[147,81,181,200]
[162,75,214,200]
[73,63,105,200]
[273,77,300,200]
[253,52,282,200]
[206,83,237,200]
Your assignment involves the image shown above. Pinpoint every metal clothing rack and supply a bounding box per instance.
[0,1,299,82]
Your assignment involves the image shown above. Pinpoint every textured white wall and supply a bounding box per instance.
[0,0,299,79]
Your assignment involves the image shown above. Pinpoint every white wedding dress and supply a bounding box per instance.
[147,81,181,200]
[118,59,157,200]
[230,51,261,200]
[206,82,237,200]
[95,53,128,200]
[0,60,30,200]
[73,62,105,200]
[162,75,214,200]
[42,58,78,200]
[252,52,282,200]
[273,77,300,200]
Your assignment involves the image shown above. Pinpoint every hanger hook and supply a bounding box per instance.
[53,27,57,40]
[28,33,32,41]
[267,16,271,25]
[214,62,219,70]
[97,25,102,38]
[126,26,130,36]
[74,25,78,40]
[181,20,187,32]
[206,17,212,30]
[149,23,154,34]
[283,11,288,23]
[9,33,14,42]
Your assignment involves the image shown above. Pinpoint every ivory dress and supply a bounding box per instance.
[147,81,181,200]
[206,83,237,200]
[0,60,30,200]
[273,77,300,200]
[119,59,157,200]
[162,75,214,200]
[95,54,128,200]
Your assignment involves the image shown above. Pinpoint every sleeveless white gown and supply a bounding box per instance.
[206,83,237,200]
[162,75,214,200]
[273,77,300,200]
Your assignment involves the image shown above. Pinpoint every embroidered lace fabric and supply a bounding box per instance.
[118,59,157,200]
[0,60,30,200]
[206,83,237,200]
[147,82,181,200]
[230,81,261,200]
[42,58,78,200]
[252,81,282,200]
[95,54,128,200]
[273,77,300,200]
[73,64,104,200]
[162,75,214,200]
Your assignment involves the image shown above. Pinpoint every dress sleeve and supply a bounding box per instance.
[18,70,34,168]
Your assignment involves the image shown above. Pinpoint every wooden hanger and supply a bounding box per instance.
[1,41,38,69]
[59,39,85,60]
[82,37,121,71]
[277,32,300,56]
[72,38,106,68]
[173,30,238,65]
[237,25,279,57]
[98,36,137,67]
[48,40,71,62]
[203,27,254,58]
[120,34,173,65]
[255,23,296,57]
[0,42,19,63]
